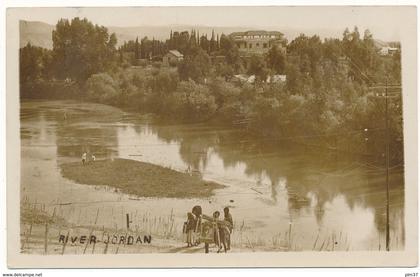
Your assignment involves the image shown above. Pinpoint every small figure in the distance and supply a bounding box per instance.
[82,152,87,165]
[185,165,192,176]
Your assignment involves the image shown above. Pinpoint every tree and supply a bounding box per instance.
[140,37,153,59]
[171,31,190,54]
[86,73,120,104]
[248,55,269,83]
[208,77,240,107]
[20,42,52,83]
[287,34,322,77]
[209,30,217,53]
[200,35,209,53]
[266,45,286,74]
[52,17,118,82]
[118,48,124,64]
[322,38,342,62]
[134,37,140,60]
[215,63,235,81]
[285,62,303,93]
[362,29,380,77]
[341,26,381,84]
[219,34,243,73]
[250,96,281,137]
[189,30,197,47]
[219,34,233,52]
[177,49,211,82]
[170,80,217,121]
[391,49,401,83]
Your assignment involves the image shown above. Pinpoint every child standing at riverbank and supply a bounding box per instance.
[224,207,233,250]
[186,212,196,247]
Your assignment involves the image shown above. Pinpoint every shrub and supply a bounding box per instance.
[86,73,120,104]
[169,80,217,121]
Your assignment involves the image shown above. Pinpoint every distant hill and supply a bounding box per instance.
[19,20,258,49]
[20,20,54,49]
[374,39,401,49]
[108,25,255,45]
[19,20,396,50]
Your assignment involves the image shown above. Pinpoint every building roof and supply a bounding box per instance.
[167,50,183,57]
[230,30,283,37]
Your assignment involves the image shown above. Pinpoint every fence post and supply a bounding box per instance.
[44,222,49,254]
[22,222,33,250]
[288,222,292,251]
[126,213,132,230]
[61,230,70,255]
[83,208,100,254]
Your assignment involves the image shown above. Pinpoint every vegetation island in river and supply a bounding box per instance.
[60,158,225,198]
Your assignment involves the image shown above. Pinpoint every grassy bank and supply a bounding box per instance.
[60,158,224,198]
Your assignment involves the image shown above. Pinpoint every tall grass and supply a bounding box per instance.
[20,199,403,254]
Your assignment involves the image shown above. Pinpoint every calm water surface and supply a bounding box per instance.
[20,100,405,251]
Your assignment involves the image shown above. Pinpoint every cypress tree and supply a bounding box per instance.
[119,48,123,63]
[134,37,140,60]
[210,29,216,52]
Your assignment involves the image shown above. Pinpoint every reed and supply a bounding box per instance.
[20,202,403,254]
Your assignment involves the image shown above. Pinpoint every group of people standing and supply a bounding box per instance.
[212,207,233,252]
[184,206,233,253]
[81,152,96,165]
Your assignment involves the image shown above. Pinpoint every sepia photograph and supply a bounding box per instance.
[5,5,418,268]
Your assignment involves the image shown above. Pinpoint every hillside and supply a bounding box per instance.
[20,20,397,50]
[20,20,54,49]
[108,25,254,45]
[19,20,351,50]
[20,20,255,49]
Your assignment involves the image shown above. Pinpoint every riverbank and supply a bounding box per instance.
[20,200,194,254]
[60,158,225,198]
[20,200,349,254]
[20,201,259,254]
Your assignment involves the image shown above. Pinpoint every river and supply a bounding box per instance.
[20,100,405,251]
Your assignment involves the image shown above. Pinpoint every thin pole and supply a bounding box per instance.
[44,222,49,254]
[385,78,390,251]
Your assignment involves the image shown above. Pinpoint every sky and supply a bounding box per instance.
[10,6,415,41]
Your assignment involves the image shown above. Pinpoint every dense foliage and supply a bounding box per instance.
[52,18,118,82]
[19,19,403,163]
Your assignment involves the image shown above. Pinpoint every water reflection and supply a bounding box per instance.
[145,118,404,245]
[20,101,405,250]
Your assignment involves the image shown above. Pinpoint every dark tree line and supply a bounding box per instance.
[120,36,167,62]
[119,29,227,63]
[19,18,403,163]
